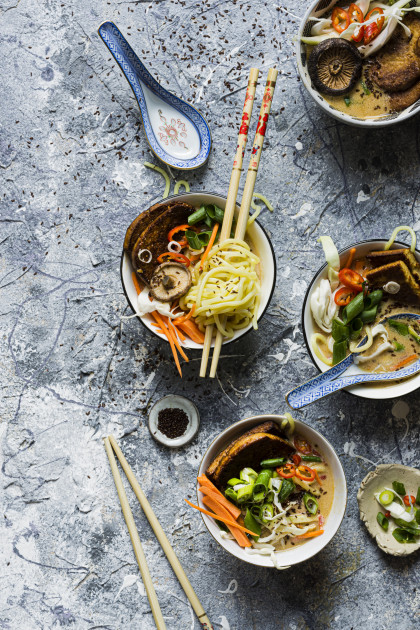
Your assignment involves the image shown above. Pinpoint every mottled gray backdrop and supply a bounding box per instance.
[1,0,419,628]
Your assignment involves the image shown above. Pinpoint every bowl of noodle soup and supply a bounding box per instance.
[121,192,276,348]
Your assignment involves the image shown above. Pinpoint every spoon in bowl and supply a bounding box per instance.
[286,313,420,410]
[98,21,211,170]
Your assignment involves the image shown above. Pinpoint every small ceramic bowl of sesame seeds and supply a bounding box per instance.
[148,394,200,448]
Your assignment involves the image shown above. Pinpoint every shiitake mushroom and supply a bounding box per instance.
[308,39,363,96]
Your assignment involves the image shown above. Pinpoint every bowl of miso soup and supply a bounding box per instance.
[297,0,420,127]
[302,229,420,400]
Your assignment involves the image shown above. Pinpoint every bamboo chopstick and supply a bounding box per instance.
[108,435,214,630]
[199,67,260,378]
[103,437,167,630]
[209,67,278,378]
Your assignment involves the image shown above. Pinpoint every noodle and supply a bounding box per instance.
[179,238,261,338]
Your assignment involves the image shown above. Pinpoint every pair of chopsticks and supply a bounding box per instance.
[199,66,278,378]
[104,436,213,630]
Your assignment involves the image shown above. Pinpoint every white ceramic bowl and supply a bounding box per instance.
[197,414,347,569]
[296,0,420,128]
[121,192,276,348]
[302,239,420,400]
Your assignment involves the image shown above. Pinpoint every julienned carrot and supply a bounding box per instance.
[200,222,219,270]
[394,354,418,370]
[198,487,242,520]
[344,248,356,269]
[164,317,189,362]
[185,499,254,540]
[176,319,205,344]
[151,311,182,377]
[190,254,202,263]
[176,304,196,325]
[201,496,251,548]
[197,475,241,519]
[171,321,186,342]
[314,470,323,486]
[296,529,324,539]
[131,272,143,295]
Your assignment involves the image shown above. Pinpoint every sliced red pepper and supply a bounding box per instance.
[332,7,350,34]
[292,453,302,466]
[348,4,365,42]
[157,252,191,267]
[403,495,416,507]
[277,464,296,479]
[364,8,384,45]
[335,286,358,306]
[293,436,312,455]
[385,510,391,518]
[167,224,195,248]
[338,268,364,293]
[295,465,316,482]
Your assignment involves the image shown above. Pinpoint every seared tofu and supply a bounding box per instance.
[367,248,420,284]
[365,261,420,304]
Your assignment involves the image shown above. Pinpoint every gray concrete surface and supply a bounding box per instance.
[1,0,419,628]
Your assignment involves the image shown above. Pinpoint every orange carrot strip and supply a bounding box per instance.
[201,496,251,548]
[198,487,242,520]
[175,304,196,325]
[151,311,182,377]
[189,254,202,263]
[131,272,143,295]
[172,322,186,342]
[197,475,241,519]
[394,354,418,370]
[296,529,324,539]
[177,319,205,344]
[200,223,219,270]
[165,317,189,362]
[184,499,253,541]
[314,470,323,486]
[344,248,356,269]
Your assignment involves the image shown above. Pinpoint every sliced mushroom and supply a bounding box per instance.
[149,262,192,302]
[308,39,362,96]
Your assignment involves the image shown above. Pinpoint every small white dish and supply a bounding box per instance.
[121,191,276,349]
[197,414,347,569]
[296,0,420,128]
[357,464,420,556]
[302,239,420,400]
[149,395,199,448]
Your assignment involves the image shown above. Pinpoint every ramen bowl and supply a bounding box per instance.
[296,0,420,128]
[197,414,347,569]
[121,192,276,348]
[302,239,420,400]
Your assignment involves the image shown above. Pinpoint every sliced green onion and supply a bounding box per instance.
[174,179,190,194]
[342,293,365,324]
[244,508,261,541]
[185,229,203,250]
[377,512,389,531]
[349,317,363,339]
[278,479,295,503]
[384,226,416,254]
[144,162,171,199]
[392,481,406,496]
[344,97,351,107]
[379,490,394,506]
[361,81,370,95]
[333,339,348,365]
[253,470,272,500]
[393,519,420,535]
[240,467,258,483]
[188,206,207,225]
[260,503,274,523]
[236,484,254,504]
[392,528,417,543]
[389,320,409,336]
[260,458,286,468]
[332,319,350,342]
[364,290,383,310]
[224,488,238,502]
[408,326,420,343]
[393,341,405,351]
[359,307,378,324]
[227,478,242,487]
[301,455,322,462]
[303,493,319,515]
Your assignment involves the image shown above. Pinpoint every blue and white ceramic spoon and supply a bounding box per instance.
[98,21,211,170]
[286,313,420,409]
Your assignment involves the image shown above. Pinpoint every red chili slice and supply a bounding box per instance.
[403,495,416,507]
[277,464,296,479]
[157,252,191,267]
[364,8,384,45]
[332,7,350,34]
[335,287,358,306]
[295,465,316,482]
[292,453,302,466]
[338,268,364,293]
[348,4,365,43]
[294,436,312,455]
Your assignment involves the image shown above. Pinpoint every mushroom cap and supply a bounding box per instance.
[308,38,363,96]
[149,262,192,302]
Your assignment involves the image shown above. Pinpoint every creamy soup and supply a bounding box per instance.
[361,316,420,373]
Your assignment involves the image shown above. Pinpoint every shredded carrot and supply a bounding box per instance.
[200,223,219,270]
[296,529,324,539]
[184,499,254,540]
[175,304,196,325]
[166,318,189,361]
[201,496,251,547]
[189,254,202,263]
[198,486,242,520]
[394,354,418,370]
[131,272,143,295]
[151,311,182,377]
[171,321,186,342]
[176,319,205,344]
[344,248,356,269]
[314,470,323,486]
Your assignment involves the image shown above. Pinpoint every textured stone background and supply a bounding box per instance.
[1,0,419,628]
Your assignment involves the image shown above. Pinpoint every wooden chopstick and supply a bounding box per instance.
[199,67,260,378]
[209,67,278,378]
[103,437,167,630]
[108,435,214,630]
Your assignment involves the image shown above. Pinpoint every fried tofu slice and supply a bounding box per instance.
[207,431,294,489]
[367,249,420,284]
[365,261,420,304]
[123,202,165,254]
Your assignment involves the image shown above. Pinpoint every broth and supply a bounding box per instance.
[361,317,420,373]
[324,67,391,120]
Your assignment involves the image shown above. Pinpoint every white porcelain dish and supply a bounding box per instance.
[296,0,420,128]
[197,414,347,569]
[121,192,276,349]
[302,239,420,400]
